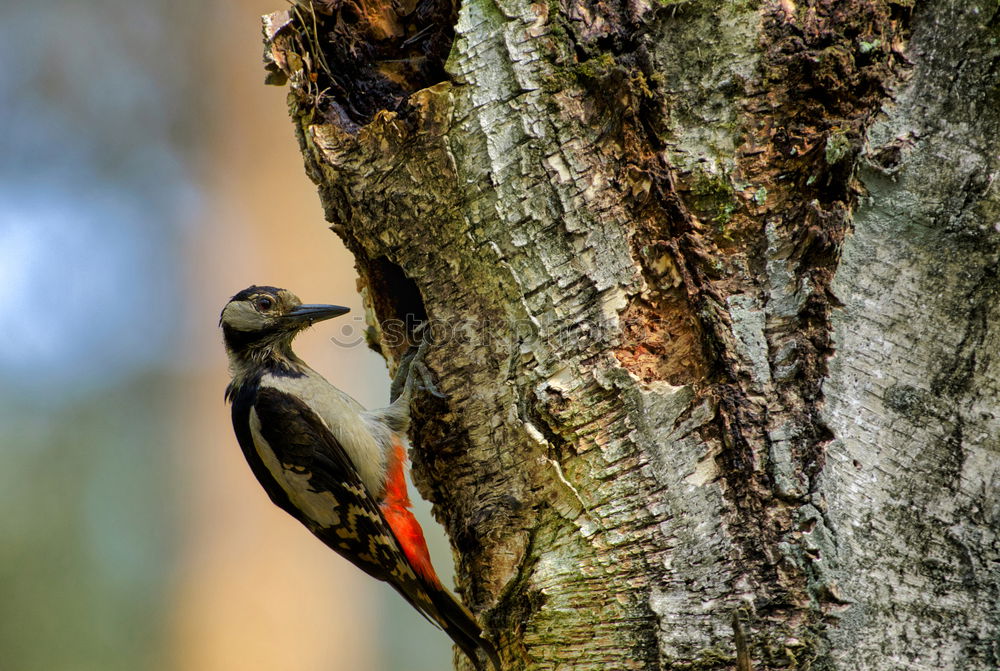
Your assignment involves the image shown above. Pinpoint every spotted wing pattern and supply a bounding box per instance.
[250,386,436,615]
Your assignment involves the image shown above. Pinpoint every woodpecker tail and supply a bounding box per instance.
[381,441,500,670]
[427,583,502,671]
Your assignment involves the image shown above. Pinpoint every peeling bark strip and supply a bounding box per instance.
[263,0,1000,669]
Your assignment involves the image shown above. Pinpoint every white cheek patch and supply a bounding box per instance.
[222,301,265,331]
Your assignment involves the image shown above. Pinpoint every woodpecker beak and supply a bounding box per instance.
[284,304,350,327]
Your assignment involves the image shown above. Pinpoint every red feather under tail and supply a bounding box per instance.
[380,440,442,588]
[381,441,501,670]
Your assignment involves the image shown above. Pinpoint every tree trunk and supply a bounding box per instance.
[260,0,1000,668]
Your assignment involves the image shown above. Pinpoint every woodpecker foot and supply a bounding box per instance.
[411,359,446,399]
[390,356,410,403]
[389,322,446,402]
[410,323,446,399]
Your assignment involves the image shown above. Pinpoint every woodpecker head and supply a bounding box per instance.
[220,285,349,362]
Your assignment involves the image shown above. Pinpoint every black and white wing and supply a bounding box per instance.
[244,386,437,612]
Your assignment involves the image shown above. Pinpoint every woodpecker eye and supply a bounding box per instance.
[255,296,274,312]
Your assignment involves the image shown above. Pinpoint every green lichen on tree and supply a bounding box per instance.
[688,170,739,229]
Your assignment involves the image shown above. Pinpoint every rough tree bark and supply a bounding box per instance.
[260,1,999,669]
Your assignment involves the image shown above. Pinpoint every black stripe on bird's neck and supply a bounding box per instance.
[224,354,306,401]
[223,324,306,402]
[222,323,285,354]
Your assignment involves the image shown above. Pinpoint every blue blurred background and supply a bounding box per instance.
[0,2,453,669]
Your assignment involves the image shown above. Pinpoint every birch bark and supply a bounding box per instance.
[261,0,1000,668]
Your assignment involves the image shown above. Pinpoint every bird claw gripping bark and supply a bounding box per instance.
[391,322,446,402]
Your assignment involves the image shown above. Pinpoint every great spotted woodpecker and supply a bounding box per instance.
[220,285,499,670]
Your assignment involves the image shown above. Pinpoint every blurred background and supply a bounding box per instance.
[0,2,454,669]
